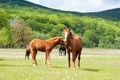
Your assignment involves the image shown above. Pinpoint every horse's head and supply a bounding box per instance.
[63,29,72,44]
[57,37,65,46]
[50,37,65,46]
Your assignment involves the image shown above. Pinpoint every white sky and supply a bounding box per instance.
[26,0,120,12]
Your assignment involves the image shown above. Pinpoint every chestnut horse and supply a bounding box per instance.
[29,37,64,66]
[63,29,82,68]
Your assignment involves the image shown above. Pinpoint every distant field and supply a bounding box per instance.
[0,48,120,80]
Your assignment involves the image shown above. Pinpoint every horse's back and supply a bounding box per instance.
[30,39,46,51]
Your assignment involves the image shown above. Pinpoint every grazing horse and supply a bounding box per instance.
[63,29,82,68]
[25,44,31,59]
[59,45,66,56]
[29,37,64,66]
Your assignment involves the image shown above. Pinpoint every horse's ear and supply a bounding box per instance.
[70,31,72,36]
[68,29,71,31]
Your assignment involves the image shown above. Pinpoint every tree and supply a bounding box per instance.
[114,37,120,49]
[83,30,98,47]
[11,19,33,48]
[0,9,13,47]
[98,35,115,48]
[0,28,9,47]
[33,31,50,40]
[50,23,66,37]
[0,9,9,30]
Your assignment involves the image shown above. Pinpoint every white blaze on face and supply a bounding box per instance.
[64,32,68,42]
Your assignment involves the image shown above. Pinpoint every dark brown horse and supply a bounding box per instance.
[29,37,64,66]
[63,29,82,69]
[25,44,31,59]
[59,45,66,56]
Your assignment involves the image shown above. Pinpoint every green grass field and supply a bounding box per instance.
[0,48,120,80]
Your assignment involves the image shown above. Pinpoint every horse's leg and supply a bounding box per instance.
[48,52,51,67]
[26,50,30,59]
[72,51,76,69]
[46,51,51,67]
[68,51,71,68]
[31,50,37,66]
[25,51,27,59]
[64,49,66,56]
[59,50,60,56]
[64,50,66,56]
[45,52,48,65]
[25,50,28,59]
[61,50,62,56]
[59,50,61,56]
[78,52,81,69]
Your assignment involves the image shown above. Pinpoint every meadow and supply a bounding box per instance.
[0,48,120,80]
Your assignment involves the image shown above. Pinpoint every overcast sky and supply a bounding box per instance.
[26,0,120,12]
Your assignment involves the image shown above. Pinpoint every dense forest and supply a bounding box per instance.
[0,0,120,48]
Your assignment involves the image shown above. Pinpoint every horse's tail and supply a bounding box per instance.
[25,50,30,59]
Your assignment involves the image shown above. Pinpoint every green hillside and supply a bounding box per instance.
[60,8,120,21]
[0,0,120,48]
[85,8,120,21]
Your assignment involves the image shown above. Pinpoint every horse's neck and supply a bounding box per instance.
[67,36,74,47]
[50,39,58,48]
[69,36,73,43]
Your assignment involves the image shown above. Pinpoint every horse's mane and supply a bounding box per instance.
[70,31,73,37]
[48,37,62,41]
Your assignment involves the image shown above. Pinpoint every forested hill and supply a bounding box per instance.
[60,8,120,21]
[85,8,120,21]
[0,0,120,21]
[0,0,55,11]
[0,0,120,48]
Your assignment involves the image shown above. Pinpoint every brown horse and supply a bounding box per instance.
[25,44,31,59]
[63,29,82,69]
[59,45,66,56]
[29,36,64,66]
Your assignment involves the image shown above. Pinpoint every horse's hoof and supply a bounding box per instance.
[78,67,80,69]
[48,64,51,67]
[33,64,37,66]
[44,63,47,66]
[68,66,71,69]
[72,67,76,69]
